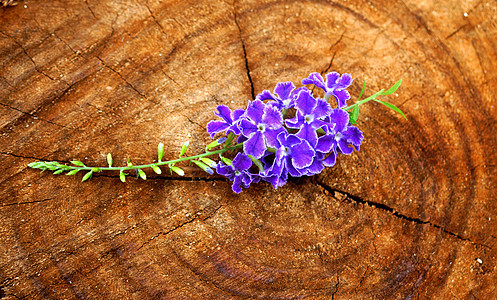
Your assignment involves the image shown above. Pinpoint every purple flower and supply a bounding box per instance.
[239,100,285,159]
[285,89,331,147]
[262,131,315,189]
[256,81,304,110]
[302,72,353,108]
[206,105,245,138]
[316,109,363,167]
[216,153,256,193]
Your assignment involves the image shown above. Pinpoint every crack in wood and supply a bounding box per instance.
[232,0,255,100]
[0,102,69,129]
[96,56,147,99]
[144,4,167,37]
[137,205,222,251]
[1,198,54,208]
[315,180,491,250]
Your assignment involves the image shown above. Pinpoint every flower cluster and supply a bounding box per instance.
[208,72,364,193]
[28,70,403,192]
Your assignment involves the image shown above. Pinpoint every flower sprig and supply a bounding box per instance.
[28,71,406,193]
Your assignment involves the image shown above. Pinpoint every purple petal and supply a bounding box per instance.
[239,119,258,137]
[256,90,278,101]
[342,126,364,147]
[215,105,233,123]
[306,154,324,175]
[295,89,317,115]
[243,131,266,158]
[274,81,295,100]
[332,89,350,108]
[336,73,353,89]
[262,105,283,129]
[285,134,303,147]
[233,109,245,121]
[325,72,340,90]
[246,100,265,124]
[207,121,229,138]
[285,112,304,129]
[232,176,243,193]
[329,109,349,133]
[264,127,285,148]
[216,163,234,177]
[302,72,327,91]
[233,153,252,171]
[323,151,336,167]
[287,160,303,177]
[276,130,289,147]
[314,98,332,119]
[337,139,354,154]
[290,140,315,169]
[296,123,318,148]
[316,134,336,153]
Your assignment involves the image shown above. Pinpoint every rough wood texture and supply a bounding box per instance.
[1,0,496,299]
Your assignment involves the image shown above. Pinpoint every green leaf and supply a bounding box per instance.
[206,138,225,150]
[374,99,407,120]
[158,142,164,161]
[138,169,147,180]
[170,166,185,176]
[248,155,264,172]
[127,160,133,167]
[82,171,93,182]
[221,157,233,166]
[200,157,216,168]
[53,169,64,175]
[71,160,85,167]
[180,141,189,157]
[66,169,80,176]
[192,160,214,174]
[107,153,113,167]
[381,79,402,96]
[152,165,162,174]
[357,79,366,101]
[351,104,359,123]
[224,132,235,148]
[119,170,126,182]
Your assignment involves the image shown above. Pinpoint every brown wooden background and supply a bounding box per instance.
[1,0,496,299]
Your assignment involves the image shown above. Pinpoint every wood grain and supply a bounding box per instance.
[1,0,496,298]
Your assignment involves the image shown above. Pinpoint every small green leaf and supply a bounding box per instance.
[351,104,359,123]
[206,137,226,150]
[119,170,126,182]
[158,142,164,161]
[107,153,113,167]
[152,165,162,174]
[138,169,147,180]
[180,141,189,157]
[92,167,101,172]
[71,160,86,167]
[221,157,233,166]
[192,160,214,175]
[170,166,185,176]
[127,160,133,167]
[66,169,79,176]
[374,99,407,120]
[200,157,216,168]
[53,169,64,175]
[357,79,367,101]
[224,132,235,148]
[381,79,402,96]
[82,171,93,182]
[248,155,264,172]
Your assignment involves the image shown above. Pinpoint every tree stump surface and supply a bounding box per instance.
[1,0,496,299]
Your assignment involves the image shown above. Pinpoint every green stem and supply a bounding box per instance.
[69,143,243,172]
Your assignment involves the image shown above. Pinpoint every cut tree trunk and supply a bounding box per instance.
[1,0,496,299]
